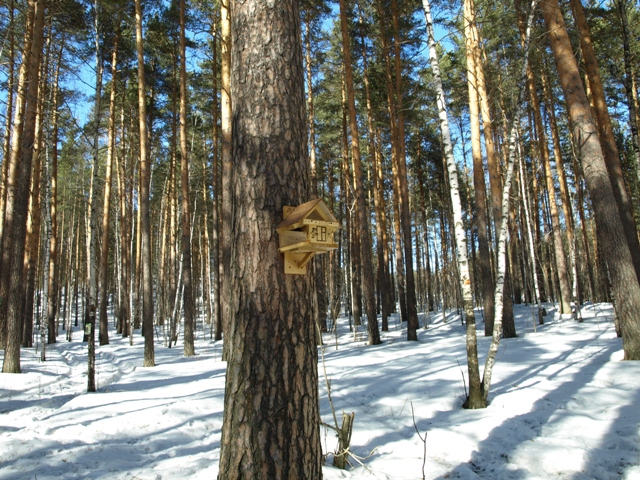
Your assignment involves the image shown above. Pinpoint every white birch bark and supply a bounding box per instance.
[422,0,484,408]
[482,0,539,402]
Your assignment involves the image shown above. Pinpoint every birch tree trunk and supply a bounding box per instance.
[422,0,484,409]
[482,0,538,401]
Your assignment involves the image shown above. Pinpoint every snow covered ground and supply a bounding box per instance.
[1,302,639,479]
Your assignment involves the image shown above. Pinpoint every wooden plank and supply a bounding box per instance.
[283,252,307,275]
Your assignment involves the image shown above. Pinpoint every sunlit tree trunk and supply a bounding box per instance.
[463,0,495,335]
[47,43,63,344]
[2,0,45,373]
[22,47,46,348]
[217,0,322,476]
[0,0,16,265]
[542,0,640,360]
[569,0,640,283]
[377,4,407,324]
[117,104,131,338]
[99,27,120,346]
[220,0,232,358]
[304,19,327,335]
[134,0,154,367]
[422,0,484,408]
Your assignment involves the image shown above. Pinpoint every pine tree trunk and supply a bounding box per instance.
[179,0,195,357]
[304,20,327,335]
[99,28,120,346]
[529,67,572,314]
[22,57,45,349]
[568,0,640,283]
[0,0,16,288]
[47,44,63,344]
[134,0,154,367]
[210,15,222,342]
[616,0,640,182]
[217,0,322,476]
[390,0,420,341]
[117,107,131,338]
[219,0,232,358]
[463,0,495,336]
[2,0,45,373]
[339,0,380,345]
[541,0,640,359]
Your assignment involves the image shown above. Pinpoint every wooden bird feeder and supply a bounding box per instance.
[276,198,340,274]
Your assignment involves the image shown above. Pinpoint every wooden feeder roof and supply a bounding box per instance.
[276,198,339,233]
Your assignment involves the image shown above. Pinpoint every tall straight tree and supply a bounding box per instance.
[422,0,484,408]
[99,25,120,346]
[86,0,103,391]
[569,0,640,284]
[390,0,420,341]
[134,0,154,367]
[2,0,45,373]
[219,0,232,351]
[541,0,640,360]
[463,0,495,335]
[217,0,322,476]
[338,0,380,346]
[179,0,195,356]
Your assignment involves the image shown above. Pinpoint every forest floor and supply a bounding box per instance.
[1,302,639,479]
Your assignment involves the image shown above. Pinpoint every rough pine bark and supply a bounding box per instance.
[217,0,322,477]
[569,0,640,283]
[134,0,154,367]
[541,0,640,359]
[2,0,45,373]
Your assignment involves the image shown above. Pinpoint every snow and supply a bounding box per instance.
[1,302,639,479]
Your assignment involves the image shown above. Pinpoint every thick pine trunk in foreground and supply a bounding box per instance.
[541,0,640,360]
[217,0,322,477]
